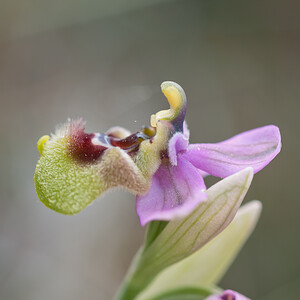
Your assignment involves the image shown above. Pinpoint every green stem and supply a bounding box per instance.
[114,248,165,300]
[113,247,149,300]
[114,221,169,300]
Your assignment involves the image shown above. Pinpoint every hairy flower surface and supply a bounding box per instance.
[34,81,281,225]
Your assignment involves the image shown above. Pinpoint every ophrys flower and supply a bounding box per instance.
[34,81,281,225]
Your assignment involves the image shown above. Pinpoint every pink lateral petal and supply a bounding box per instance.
[185,125,281,178]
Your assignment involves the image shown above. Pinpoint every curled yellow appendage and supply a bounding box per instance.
[151,81,186,127]
[37,135,50,155]
[161,81,183,110]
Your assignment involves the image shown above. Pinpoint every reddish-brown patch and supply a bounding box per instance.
[69,132,107,164]
[68,122,157,164]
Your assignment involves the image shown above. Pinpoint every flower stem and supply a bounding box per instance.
[113,248,147,300]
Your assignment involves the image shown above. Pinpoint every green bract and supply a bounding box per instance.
[138,200,262,299]
[114,168,254,300]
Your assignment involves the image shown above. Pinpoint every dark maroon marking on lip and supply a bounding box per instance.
[69,133,107,164]
[70,131,150,164]
[69,126,157,164]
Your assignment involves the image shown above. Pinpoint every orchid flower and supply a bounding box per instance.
[205,289,250,300]
[34,81,281,226]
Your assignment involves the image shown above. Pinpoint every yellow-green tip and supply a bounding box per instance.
[37,135,50,155]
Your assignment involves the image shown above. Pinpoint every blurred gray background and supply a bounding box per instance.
[0,0,299,299]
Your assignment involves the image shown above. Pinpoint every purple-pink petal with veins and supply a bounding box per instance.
[184,125,281,178]
[205,289,250,300]
[136,155,207,226]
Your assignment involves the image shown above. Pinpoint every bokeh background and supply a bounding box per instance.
[1,0,299,299]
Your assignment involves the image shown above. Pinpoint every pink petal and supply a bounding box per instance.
[185,125,281,178]
[136,156,207,226]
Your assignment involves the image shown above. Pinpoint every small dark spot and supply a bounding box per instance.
[160,150,169,160]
